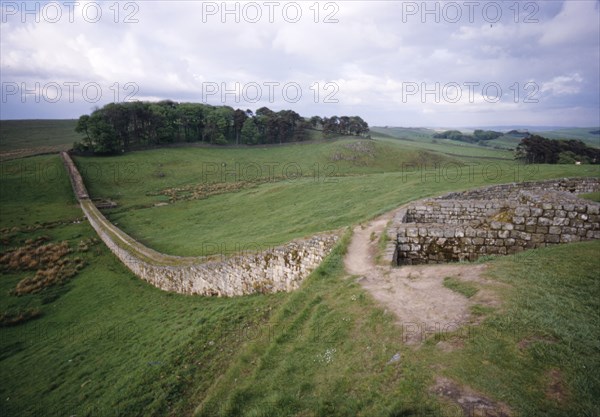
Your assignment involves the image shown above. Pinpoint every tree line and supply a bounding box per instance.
[433,129,503,143]
[515,135,599,164]
[74,101,369,154]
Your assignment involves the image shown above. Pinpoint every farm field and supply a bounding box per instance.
[0,119,82,161]
[0,121,599,417]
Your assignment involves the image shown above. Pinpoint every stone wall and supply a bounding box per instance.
[61,152,339,296]
[388,178,600,265]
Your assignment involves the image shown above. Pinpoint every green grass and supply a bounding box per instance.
[0,161,287,416]
[1,123,599,417]
[0,119,83,160]
[71,139,598,256]
[425,242,600,417]
[579,191,600,202]
[190,238,600,417]
[442,276,479,298]
[536,127,600,148]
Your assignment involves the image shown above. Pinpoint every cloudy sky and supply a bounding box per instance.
[1,0,599,127]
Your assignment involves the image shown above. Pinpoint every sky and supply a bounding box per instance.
[1,0,599,127]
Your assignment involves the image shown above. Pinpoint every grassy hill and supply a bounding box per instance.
[0,119,83,160]
[373,125,600,151]
[535,127,600,148]
[1,121,599,416]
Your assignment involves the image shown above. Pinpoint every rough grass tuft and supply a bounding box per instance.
[443,276,479,298]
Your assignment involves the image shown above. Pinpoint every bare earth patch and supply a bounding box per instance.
[545,368,569,405]
[431,376,512,417]
[345,209,503,345]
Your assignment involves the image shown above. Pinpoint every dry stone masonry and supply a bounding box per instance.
[387,178,600,265]
[61,152,339,296]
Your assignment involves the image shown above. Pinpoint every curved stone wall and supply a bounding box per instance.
[61,152,339,296]
[388,178,600,265]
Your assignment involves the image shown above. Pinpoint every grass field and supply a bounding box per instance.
[69,137,597,256]
[0,119,82,161]
[1,120,599,416]
[372,125,600,151]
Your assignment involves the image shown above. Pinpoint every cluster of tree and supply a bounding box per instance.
[309,115,370,136]
[432,129,503,143]
[74,101,369,154]
[505,129,530,137]
[515,135,600,164]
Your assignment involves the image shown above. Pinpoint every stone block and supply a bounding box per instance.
[588,205,599,215]
[531,208,543,217]
[552,217,569,226]
[548,226,562,235]
[555,210,567,218]
[498,230,510,239]
[531,233,545,243]
[560,234,579,243]
[538,217,552,226]
[502,223,514,231]
[444,229,455,238]
[406,227,419,237]
[546,234,560,243]
[430,228,443,237]
[515,207,531,217]
[455,229,465,238]
[543,210,555,218]
[525,217,537,226]
[490,221,502,230]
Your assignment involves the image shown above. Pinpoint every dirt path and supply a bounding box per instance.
[345,209,512,415]
[344,209,500,346]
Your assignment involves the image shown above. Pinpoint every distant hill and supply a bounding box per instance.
[372,125,600,149]
[0,119,82,160]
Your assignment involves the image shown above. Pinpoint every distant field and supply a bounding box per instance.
[0,119,81,160]
[372,125,600,151]
[371,127,516,159]
[535,127,600,147]
[67,138,595,257]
